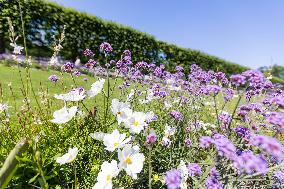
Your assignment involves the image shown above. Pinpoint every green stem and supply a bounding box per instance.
[227,94,242,136]
[148,148,152,189]
[213,95,220,128]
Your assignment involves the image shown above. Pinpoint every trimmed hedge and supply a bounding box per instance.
[0,0,248,74]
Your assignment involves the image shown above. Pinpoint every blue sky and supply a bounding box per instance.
[51,0,284,69]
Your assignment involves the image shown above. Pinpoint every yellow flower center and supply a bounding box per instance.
[117,111,122,116]
[133,121,139,127]
[125,156,132,165]
[106,174,111,181]
[114,142,119,148]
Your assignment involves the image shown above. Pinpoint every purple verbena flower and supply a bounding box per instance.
[205,168,223,189]
[230,74,246,86]
[250,135,284,161]
[85,59,97,69]
[273,171,284,185]
[48,75,58,82]
[212,134,237,161]
[184,138,192,147]
[73,70,81,77]
[187,163,202,177]
[170,111,183,121]
[99,42,113,53]
[266,112,284,132]
[234,126,251,139]
[165,169,182,189]
[233,150,268,175]
[62,62,75,73]
[145,131,157,145]
[199,136,214,148]
[83,48,94,57]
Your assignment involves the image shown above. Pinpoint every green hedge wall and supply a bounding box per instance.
[0,0,248,74]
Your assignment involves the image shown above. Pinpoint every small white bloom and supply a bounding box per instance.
[56,147,78,165]
[50,106,77,124]
[267,75,273,80]
[118,144,145,179]
[0,103,9,113]
[145,111,156,123]
[124,112,147,134]
[164,101,172,109]
[111,99,132,124]
[92,160,120,189]
[139,89,154,104]
[87,78,105,97]
[127,89,135,102]
[10,43,24,54]
[103,129,131,152]
[161,136,171,147]
[177,160,189,189]
[90,132,106,141]
[204,101,214,106]
[54,89,85,102]
[164,124,176,137]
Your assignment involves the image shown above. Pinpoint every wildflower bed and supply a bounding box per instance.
[1,42,284,189]
[1,17,284,189]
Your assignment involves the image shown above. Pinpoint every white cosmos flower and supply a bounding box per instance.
[56,147,78,165]
[10,43,24,54]
[118,144,145,179]
[90,132,107,141]
[111,99,132,124]
[54,88,85,102]
[103,129,131,152]
[92,160,120,189]
[124,112,147,134]
[87,78,105,97]
[50,106,77,124]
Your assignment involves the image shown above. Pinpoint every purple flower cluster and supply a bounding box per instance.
[205,168,223,189]
[234,126,251,139]
[212,134,237,160]
[266,112,284,132]
[99,42,113,54]
[62,62,75,73]
[218,112,232,129]
[206,85,222,95]
[83,48,94,57]
[270,96,284,108]
[187,163,202,177]
[215,72,229,85]
[223,88,234,101]
[238,103,264,121]
[165,169,182,189]
[73,70,81,77]
[48,75,58,82]
[85,59,97,69]
[170,111,183,121]
[199,136,214,148]
[273,171,284,185]
[250,135,284,161]
[230,74,246,87]
[233,151,268,174]
[145,132,157,145]
[184,138,192,147]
